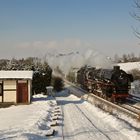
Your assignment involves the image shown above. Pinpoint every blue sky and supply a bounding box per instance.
[0,0,139,59]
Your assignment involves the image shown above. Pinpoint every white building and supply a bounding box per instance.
[0,71,33,104]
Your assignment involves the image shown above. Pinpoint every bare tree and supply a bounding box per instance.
[131,0,140,38]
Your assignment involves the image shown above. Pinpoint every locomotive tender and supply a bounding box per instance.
[77,65,133,102]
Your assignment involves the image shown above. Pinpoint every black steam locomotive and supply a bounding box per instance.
[77,65,133,102]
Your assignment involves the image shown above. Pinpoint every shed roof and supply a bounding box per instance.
[0,71,33,79]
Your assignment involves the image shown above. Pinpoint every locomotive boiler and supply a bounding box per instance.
[77,66,133,102]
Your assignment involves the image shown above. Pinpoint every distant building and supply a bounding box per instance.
[0,71,33,104]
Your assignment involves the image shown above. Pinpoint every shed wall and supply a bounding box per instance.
[28,80,31,103]
[0,96,2,102]
[4,80,16,90]
[0,79,32,104]
[4,91,16,102]
[3,80,17,103]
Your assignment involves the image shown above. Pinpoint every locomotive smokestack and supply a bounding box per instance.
[113,66,120,71]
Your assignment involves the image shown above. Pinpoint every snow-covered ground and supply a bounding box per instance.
[56,92,140,140]
[0,89,140,140]
[0,94,57,140]
[130,80,140,97]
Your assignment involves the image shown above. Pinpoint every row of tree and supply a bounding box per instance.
[114,53,140,63]
[0,57,53,94]
[0,57,50,71]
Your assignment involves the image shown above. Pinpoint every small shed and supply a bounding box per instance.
[0,71,33,104]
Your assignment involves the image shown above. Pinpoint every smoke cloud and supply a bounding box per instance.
[45,40,114,75]
[15,39,114,75]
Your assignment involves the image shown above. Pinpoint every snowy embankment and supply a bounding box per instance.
[0,94,58,140]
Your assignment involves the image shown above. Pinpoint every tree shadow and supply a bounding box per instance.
[57,99,84,106]
[55,88,71,97]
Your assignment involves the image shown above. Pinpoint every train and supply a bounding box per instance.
[76,65,133,102]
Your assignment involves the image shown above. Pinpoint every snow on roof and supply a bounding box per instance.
[117,62,140,72]
[0,71,33,79]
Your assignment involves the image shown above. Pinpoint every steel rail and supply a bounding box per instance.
[66,81,140,120]
[86,93,140,119]
[75,104,112,140]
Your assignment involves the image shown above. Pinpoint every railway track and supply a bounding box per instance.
[75,104,111,140]
[88,93,140,120]
[66,81,140,120]
[130,95,140,102]
[131,95,140,100]
[120,104,140,116]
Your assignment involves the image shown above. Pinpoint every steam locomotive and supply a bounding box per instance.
[77,65,133,102]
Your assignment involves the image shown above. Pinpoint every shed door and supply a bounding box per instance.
[17,82,28,103]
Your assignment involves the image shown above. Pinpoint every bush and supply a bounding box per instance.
[53,77,64,92]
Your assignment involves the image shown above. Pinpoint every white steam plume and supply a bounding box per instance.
[46,48,113,75]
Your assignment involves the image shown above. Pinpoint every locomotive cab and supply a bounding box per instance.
[110,66,133,102]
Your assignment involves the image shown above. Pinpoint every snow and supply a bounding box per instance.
[0,89,140,140]
[130,80,140,96]
[0,94,57,140]
[117,62,140,72]
[0,71,33,79]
